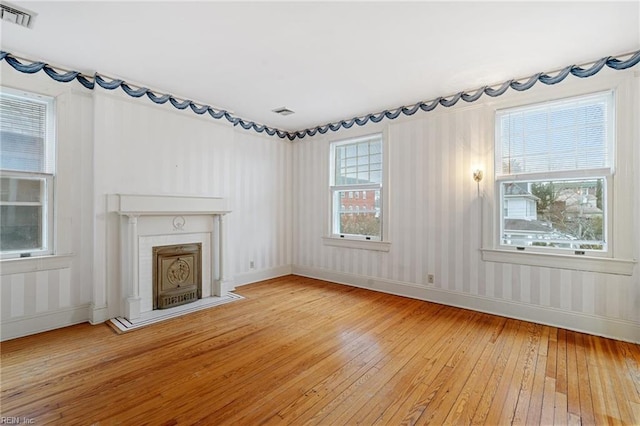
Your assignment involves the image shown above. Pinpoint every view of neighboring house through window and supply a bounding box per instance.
[495,91,613,252]
[330,133,383,240]
[0,88,55,258]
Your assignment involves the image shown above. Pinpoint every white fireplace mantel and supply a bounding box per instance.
[116,194,230,216]
[112,194,231,320]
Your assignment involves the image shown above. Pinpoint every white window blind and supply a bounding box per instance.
[0,92,54,174]
[1,88,55,257]
[496,91,613,176]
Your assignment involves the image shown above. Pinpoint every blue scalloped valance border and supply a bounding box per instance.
[2,50,639,141]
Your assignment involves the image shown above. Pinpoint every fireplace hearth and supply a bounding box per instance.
[153,243,202,309]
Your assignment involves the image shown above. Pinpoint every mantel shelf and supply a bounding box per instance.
[114,194,230,216]
[118,210,231,216]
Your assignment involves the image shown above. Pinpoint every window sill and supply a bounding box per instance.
[481,248,635,276]
[0,254,74,275]
[322,237,391,252]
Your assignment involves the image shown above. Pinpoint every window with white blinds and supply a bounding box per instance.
[496,91,613,176]
[494,91,615,254]
[0,88,55,258]
[0,90,55,174]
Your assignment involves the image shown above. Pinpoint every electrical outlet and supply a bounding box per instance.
[427,274,435,284]
[249,260,255,269]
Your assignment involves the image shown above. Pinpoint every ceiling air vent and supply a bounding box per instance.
[272,107,295,116]
[0,2,35,28]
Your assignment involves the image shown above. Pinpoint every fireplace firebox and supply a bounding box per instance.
[152,243,202,309]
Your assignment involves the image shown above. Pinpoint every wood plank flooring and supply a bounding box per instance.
[1,275,639,425]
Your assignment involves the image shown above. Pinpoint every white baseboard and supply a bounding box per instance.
[1,304,91,341]
[234,265,293,287]
[90,304,109,325]
[292,265,640,344]
[221,278,236,294]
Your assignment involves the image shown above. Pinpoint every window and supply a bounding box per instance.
[330,133,383,241]
[0,88,55,258]
[495,91,613,254]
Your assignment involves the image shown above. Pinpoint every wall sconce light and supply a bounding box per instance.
[473,169,483,183]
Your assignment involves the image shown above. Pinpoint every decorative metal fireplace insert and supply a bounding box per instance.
[153,243,202,309]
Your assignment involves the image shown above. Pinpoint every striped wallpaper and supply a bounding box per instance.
[1,62,637,341]
[1,67,293,338]
[92,89,293,319]
[1,269,73,320]
[291,75,639,335]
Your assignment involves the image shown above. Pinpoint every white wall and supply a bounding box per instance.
[292,69,639,343]
[92,88,293,321]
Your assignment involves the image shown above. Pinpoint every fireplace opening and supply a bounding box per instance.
[153,243,202,309]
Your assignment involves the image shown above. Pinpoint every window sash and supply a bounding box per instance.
[498,176,608,253]
[331,185,382,240]
[332,134,383,186]
[0,173,53,257]
[495,167,611,182]
[495,91,614,177]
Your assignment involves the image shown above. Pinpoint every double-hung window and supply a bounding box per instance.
[0,88,55,258]
[330,133,383,241]
[495,91,613,254]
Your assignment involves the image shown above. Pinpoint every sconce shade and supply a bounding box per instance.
[473,169,483,182]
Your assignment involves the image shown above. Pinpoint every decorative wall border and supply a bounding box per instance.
[0,51,288,139]
[2,50,639,141]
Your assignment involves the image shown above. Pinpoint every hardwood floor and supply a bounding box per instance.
[1,275,639,425]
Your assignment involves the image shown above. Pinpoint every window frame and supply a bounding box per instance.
[0,87,56,259]
[493,91,614,258]
[324,130,390,251]
[481,74,636,276]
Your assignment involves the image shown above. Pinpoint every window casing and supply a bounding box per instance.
[329,133,383,241]
[0,88,55,259]
[494,91,613,256]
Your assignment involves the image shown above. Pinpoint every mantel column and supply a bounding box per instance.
[215,213,234,295]
[124,214,141,319]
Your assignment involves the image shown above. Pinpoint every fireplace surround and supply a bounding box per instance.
[113,194,231,320]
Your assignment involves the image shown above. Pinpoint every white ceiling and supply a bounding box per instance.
[2,1,639,133]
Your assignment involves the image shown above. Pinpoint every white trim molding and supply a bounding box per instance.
[90,304,109,325]
[233,265,293,287]
[0,254,74,275]
[322,237,391,252]
[116,193,229,215]
[481,249,636,276]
